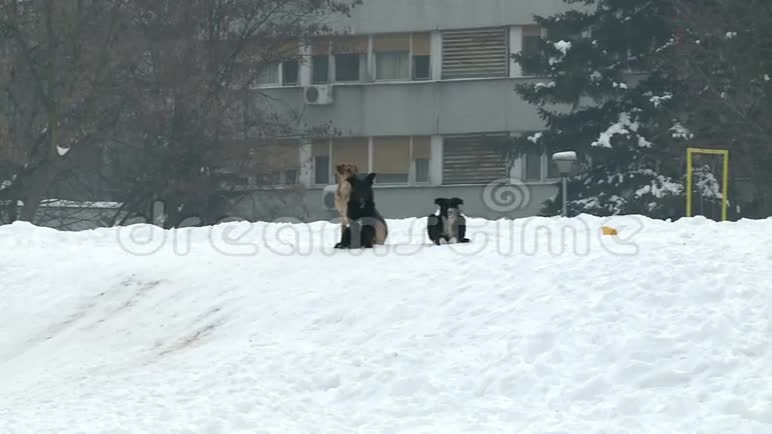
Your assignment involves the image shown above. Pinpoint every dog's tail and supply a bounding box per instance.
[374,210,388,245]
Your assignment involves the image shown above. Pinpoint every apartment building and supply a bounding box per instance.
[234,0,573,221]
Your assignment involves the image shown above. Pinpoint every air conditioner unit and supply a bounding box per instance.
[322,184,337,211]
[304,84,334,105]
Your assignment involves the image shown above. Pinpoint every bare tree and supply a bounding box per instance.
[1,0,359,227]
[0,0,131,222]
[108,0,359,227]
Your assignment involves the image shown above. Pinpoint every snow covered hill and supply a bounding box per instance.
[1,215,771,433]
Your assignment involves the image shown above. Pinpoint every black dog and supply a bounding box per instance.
[335,173,387,249]
[427,197,470,245]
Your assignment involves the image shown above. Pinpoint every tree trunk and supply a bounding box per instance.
[18,0,62,224]
[18,163,57,223]
[1,198,18,224]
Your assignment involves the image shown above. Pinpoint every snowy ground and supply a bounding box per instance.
[1,215,771,434]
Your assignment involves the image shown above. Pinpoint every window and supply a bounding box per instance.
[309,33,433,84]
[442,28,508,79]
[546,144,560,179]
[256,172,281,186]
[333,36,367,82]
[311,39,331,84]
[373,137,410,183]
[335,53,362,81]
[252,60,299,87]
[412,32,431,80]
[371,32,432,81]
[374,34,410,81]
[313,141,330,185]
[332,138,369,179]
[312,55,329,83]
[282,60,299,86]
[256,63,279,85]
[262,143,301,185]
[376,52,410,80]
[230,142,300,186]
[413,55,431,80]
[313,136,433,186]
[415,159,430,182]
[525,145,543,181]
[314,155,330,184]
[442,134,508,185]
[521,26,545,76]
[522,143,562,181]
[412,136,432,183]
[284,169,298,185]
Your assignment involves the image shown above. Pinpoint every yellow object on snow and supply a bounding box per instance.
[601,226,618,236]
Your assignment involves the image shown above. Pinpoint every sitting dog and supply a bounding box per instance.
[427,197,470,245]
[335,173,388,249]
[334,162,358,233]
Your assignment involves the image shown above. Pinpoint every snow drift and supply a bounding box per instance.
[1,215,771,433]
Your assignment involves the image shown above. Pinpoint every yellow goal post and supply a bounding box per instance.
[686,147,729,221]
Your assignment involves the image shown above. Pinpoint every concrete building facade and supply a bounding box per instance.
[234,0,573,222]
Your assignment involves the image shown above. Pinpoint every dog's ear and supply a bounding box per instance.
[366,173,376,184]
[434,197,448,206]
[450,197,464,207]
[335,163,345,175]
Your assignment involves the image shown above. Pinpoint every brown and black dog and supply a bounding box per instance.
[334,172,388,248]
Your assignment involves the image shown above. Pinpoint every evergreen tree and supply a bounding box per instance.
[511,0,723,219]
[665,0,772,217]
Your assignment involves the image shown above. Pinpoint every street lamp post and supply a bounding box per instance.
[552,151,578,218]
